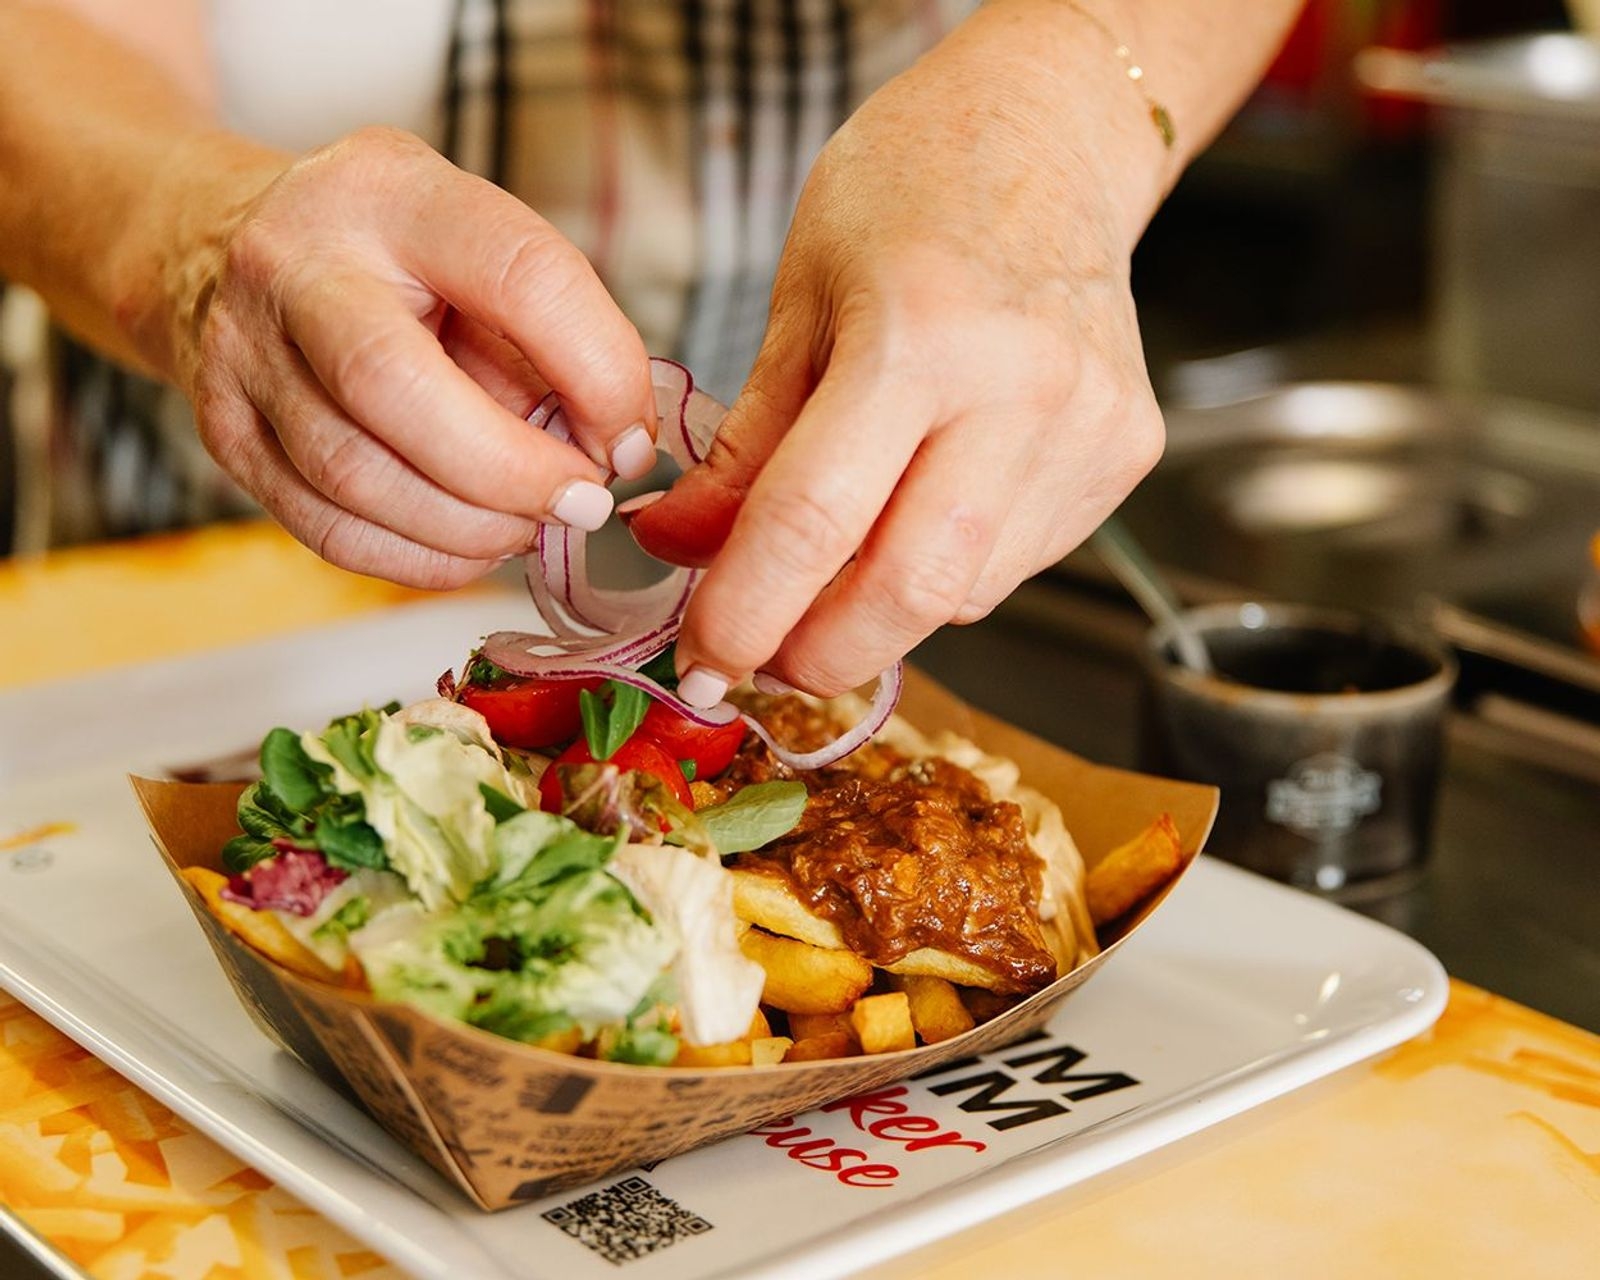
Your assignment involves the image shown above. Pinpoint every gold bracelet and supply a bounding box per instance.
[1056,1,1177,151]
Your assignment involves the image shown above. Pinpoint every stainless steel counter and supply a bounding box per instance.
[911,580,1600,1034]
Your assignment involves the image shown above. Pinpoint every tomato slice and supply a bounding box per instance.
[459,677,603,749]
[538,736,696,814]
[636,701,748,780]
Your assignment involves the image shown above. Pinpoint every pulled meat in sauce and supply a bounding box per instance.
[720,696,1057,994]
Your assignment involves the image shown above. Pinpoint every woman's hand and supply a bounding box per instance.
[630,5,1169,703]
[139,127,657,588]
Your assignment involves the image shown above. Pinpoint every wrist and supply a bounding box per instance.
[938,0,1178,257]
[108,129,289,387]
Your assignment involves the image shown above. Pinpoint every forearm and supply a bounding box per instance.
[0,1,286,377]
[933,0,1303,254]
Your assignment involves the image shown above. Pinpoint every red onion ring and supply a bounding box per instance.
[481,357,903,769]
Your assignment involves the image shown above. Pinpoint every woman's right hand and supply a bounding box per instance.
[137,126,656,588]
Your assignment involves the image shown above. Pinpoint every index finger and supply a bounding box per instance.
[672,353,936,702]
[282,273,615,529]
[398,166,658,476]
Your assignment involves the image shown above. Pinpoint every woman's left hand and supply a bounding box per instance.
[629,5,1169,704]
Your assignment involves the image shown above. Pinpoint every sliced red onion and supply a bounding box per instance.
[520,358,718,641]
[491,356,903,769]
[739,664,904,771]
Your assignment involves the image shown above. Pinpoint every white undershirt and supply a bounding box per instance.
[210,0,456,152]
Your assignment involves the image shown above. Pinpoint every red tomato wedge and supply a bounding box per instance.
[459,677,603,749]
[636,700,748,780]
[538,736,696,815]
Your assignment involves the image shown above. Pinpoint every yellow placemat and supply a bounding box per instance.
[0,522,435,688]
[1,989,399,1280]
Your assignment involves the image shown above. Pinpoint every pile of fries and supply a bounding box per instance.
[675,811,1184,1068]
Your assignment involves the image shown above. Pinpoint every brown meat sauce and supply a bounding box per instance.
[722,696,1057,993]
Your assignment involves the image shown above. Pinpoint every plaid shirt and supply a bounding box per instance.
[0,0,970,554]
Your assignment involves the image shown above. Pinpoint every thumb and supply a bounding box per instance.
[627,324,815,568]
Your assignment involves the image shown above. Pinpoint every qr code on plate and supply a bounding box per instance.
[543,1175,713,1265]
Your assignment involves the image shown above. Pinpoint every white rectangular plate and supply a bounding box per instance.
[0,598,1446,1280]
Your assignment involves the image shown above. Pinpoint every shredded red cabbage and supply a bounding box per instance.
[222,844,349,917]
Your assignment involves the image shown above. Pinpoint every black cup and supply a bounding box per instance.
[1140,603,1456,897]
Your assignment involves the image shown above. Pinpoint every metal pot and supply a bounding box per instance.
[1356,35,1600,411]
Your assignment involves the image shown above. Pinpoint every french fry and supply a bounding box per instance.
[883,946,1021,992]
[787,1011,856,1042]
[958,985,1018,1025]
[849,992,916,1055]
[782,1032,860,1063]
[751,1036,794,1066]
[887,974,974,1045]
[339,952,369,991]
[180,866,342,985]
[730,870,844,948]
[1086,813,1185,925]
[739,928,873,1014]
[672,1039,753,1068]
[533,1026,585,1055]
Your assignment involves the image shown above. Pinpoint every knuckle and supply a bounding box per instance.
[223,218,287,293]
[304,428,375,510]
[873,549,973,632]
[344,124,424,157]
[488,224,587,313]
[759,486,859,569]
[309,509,476,591]
[325,326,420,410]
[308,508,369,573]
[952,592,1001,625]
[1119,397,1166,487]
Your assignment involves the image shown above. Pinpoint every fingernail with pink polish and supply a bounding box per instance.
[752,671,795,695]
[677,666,731,709]
[615,489,666,523]
[610,424,657,481]
[551,479,614,531]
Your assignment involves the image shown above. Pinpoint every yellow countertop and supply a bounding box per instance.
[2,522,1596,1279]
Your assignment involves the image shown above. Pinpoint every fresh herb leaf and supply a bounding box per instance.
[679,780,808,855]
[604,682,649,754]
[578,688,607,759]
[406,724,443,743]
[679,758,697,782]
[315,817,387,870]
[259,728,329,811]
[313,895,371,943]
[579,680,651,760]
[478,783,526,824]
[221,834,276,873]
[465,653,509,686]
[638,645,679,691]
[236,782,292,840]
